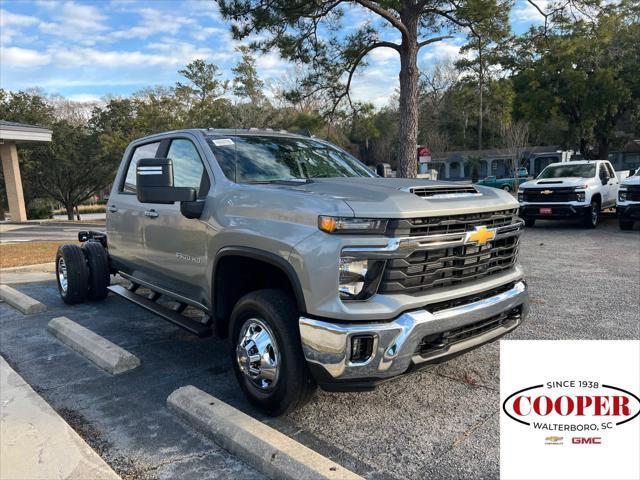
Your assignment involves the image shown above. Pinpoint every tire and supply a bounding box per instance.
[82,241,110,301]
[524,217,536,228]
[619,220,634,230]
[582,200,600,228]
[56,244,89,304]
[502,184,512,192]
[229,289,316,416]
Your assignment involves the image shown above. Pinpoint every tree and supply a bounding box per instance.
[217,0,512,178]
[29,121,113,220]
[455,0,511,150]
[233,46,265,103]
[500,120,529,192]
[511,0,639,158]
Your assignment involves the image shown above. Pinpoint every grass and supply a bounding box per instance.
[53,204,106,215]
[0,241,76,268]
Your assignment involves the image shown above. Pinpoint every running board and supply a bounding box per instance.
[108,285,212,338]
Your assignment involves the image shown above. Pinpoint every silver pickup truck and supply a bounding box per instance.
[55,129,529,415]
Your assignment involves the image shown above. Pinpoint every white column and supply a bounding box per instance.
[444,162,450,179]
[460,163,465,179]
[0,142,27,222]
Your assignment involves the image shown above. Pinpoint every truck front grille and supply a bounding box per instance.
[522,187,578,203]
[416,307,522,356]
[379,235,519,295]
[386,208,517,237]
[627,185,640,202]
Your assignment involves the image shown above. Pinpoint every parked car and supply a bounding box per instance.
[475,175,528,192]
[617,168,640,230]
[54,129,529,415]
[518,160,619,228]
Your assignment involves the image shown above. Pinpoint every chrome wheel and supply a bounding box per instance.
[57,257,68,293]
[236,318,281,391]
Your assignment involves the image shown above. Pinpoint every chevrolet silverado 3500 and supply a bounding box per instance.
[56,129,529,414]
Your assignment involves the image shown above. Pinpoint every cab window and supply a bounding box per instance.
[122,142,161,193]
[167,139,209,197]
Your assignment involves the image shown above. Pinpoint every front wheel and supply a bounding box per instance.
[229,289,316,416]
[582,200,600,228]
[619,219,634,230]
[502,184,512,192]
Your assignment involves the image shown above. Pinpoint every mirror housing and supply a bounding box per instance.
[136,158,196,204]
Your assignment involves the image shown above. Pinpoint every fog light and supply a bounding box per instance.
[350,335,374,363]
[619,190,627,202]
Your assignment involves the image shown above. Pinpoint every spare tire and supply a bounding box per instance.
[56,244,89,304]
[82,241,110,301]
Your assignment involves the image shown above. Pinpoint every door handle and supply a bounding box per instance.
[144,209,159,218]
[108,205,118,213]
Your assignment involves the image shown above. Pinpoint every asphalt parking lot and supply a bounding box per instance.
[1,215,638,480]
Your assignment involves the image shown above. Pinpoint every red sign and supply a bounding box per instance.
[418,147,431,164]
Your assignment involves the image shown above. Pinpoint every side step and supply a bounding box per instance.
[108,285,212,338]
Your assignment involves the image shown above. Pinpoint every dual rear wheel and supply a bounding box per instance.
[56,242,110,304]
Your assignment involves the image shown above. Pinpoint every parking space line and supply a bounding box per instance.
[47,316,140,375]
[0,284,47,314]
[167,385,363,480]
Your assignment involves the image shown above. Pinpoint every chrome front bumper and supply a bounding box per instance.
[299,281,528,385]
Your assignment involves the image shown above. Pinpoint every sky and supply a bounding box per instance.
[0,0,545,108]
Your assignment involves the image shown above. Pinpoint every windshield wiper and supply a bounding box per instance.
[243,178,312,185]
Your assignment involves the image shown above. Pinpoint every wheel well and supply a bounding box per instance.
[591,193,602,205]
[213,254,302,338]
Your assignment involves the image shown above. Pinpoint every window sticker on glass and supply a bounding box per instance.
[212,138,234,147]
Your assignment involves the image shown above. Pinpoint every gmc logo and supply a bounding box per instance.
[572,437,602,445]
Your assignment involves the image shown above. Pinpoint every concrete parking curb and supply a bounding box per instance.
[0,356,121,480]
[167,385,363,480]
[0,284,47,314]
[47,316,140,374]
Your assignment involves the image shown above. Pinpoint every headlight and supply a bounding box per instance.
[518,191,524,202]
[319,216,387,234]
[576,191,586,202]
[339,257,385,300]
[619,189,627,202]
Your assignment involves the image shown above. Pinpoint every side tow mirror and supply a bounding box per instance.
[136,158,196,204]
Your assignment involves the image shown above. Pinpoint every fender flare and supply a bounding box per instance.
[212,246,307,313]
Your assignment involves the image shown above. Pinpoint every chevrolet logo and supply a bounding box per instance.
[465,226,496,246]
[541,189,554,195]
[545,436,563,442]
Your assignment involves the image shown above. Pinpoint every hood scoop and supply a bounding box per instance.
[407,185,480,199]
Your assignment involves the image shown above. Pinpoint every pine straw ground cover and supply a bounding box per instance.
[0,242,77,268]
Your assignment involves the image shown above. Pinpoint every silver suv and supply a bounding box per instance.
[55,129,529,414]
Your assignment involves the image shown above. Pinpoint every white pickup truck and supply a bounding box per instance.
[617,168,640,230]
[518,160,619,228]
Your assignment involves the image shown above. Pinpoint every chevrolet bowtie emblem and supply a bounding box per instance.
[541,189,553,194]
[465,226,496,246]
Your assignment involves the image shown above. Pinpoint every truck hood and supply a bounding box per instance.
[267,177,518,217]
[520,177,595,189]
[621,175,640,187]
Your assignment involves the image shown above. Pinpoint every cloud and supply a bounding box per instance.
[512,0,549,23]
[420,38,465,63]
[1,46,51,68]
[0,9,40,45]
[110,7,195,40]
[66,93,103,102]
[369,46,398,64]
[39,1,108,45]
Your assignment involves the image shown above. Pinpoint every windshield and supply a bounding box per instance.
[206,135,375,183]
[537,163,596,179]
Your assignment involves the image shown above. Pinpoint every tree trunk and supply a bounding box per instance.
[478,39,483,151]
[597,136,609,160]
[397,19,419,178]
[66,205,74,221]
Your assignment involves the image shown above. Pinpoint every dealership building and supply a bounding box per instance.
[0,120,52,222]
